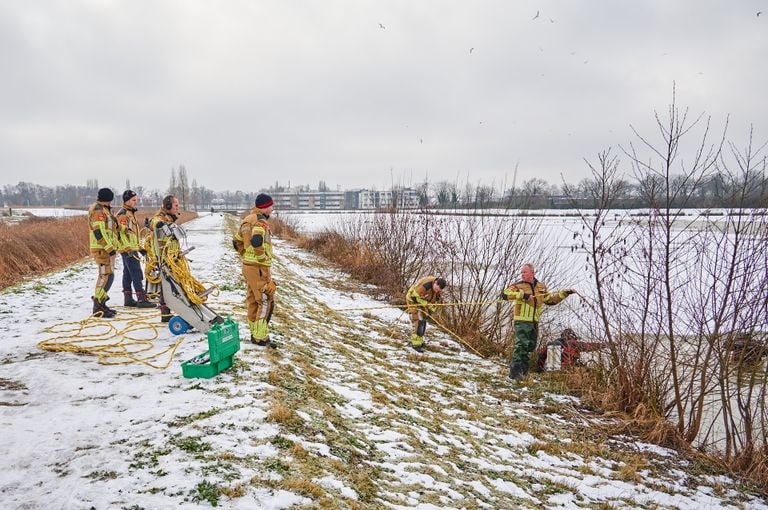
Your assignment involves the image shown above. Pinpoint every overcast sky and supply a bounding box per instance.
[1,0,766,192]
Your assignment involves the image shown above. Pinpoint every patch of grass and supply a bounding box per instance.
[527,440,562,456]
[0,378,27,391]
[128,445,173,470]
[371,391,389,404]
[168,407,221,428]
[221,484,246,498]
[278,478,325,499]
[291,443,309,460]
[218,283,244,292]
[349,466,380,503]
[270,435,295,450]
[617,452,650,482]
[52,462,70,478]
[201,460,240,481]
[172,435,212,455]
[84,470,118,481]
[264,457,291,476]
[267,402,307,435]
[191,479,221,507]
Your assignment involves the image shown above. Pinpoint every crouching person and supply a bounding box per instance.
[405,276,447,352]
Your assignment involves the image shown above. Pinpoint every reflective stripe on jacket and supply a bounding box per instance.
[502,279,568,322]
[236,209,273,266]
[406,275,441,307]
[88,202,117,252]
[116,206,140,252]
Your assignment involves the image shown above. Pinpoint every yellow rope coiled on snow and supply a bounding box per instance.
[37,309,186,369]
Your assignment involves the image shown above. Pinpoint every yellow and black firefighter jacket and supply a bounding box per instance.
[406,275,442,310]
[147,209,178,250]
[502,279,570,323]
[144,209,179,281]
[235,209,272,267]
[116,205,141,253]
[88,201,118,254]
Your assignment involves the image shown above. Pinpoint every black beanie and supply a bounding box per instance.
[122,190,137,203]
[97,188,114,202]
[255,193,273,209]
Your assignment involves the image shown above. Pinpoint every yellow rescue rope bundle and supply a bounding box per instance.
[38,309,186,369]
[143,227,213,305]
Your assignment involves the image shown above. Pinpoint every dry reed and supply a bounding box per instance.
[0,210,197,290]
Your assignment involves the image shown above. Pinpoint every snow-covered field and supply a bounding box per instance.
[1,212,766,509]
[14,207,87,217]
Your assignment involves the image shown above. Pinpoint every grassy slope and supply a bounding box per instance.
[142,215,762,509]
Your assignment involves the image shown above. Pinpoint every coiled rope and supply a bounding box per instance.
[38,308,186,369]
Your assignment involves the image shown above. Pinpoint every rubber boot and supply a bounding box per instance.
[509,361,527,381]
[159,305,172,323]
[410,333,425,353]
[123,291,138,307]
[251,335,277,349]
[92,297,116,318]
[103,296,118,315]
[135,291,156,309]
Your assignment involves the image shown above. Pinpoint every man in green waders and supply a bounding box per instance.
[501,263,575,380]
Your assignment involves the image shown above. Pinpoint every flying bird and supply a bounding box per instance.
[419,138,423,144]
[758,11,762,17]
[469,47,475,54]
[549,18,555,23]
[532,10,540,20]
[378,23,386,29]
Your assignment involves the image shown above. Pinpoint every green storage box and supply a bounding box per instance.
[182,318,241,379]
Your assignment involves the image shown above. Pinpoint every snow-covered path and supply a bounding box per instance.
[1,213,765,509]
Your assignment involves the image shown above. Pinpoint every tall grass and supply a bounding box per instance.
[0,211,197,290]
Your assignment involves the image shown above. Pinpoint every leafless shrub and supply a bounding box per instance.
[565,89,768,487]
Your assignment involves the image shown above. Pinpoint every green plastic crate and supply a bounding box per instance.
[208,318,240,362]
[181,317,241,379]
[181,352,234,379]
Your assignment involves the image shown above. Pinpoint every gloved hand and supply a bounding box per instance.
[108,250,116,257]
[139,249,147,256]
[264,280,277,296]
[156,221,165,229]
[522,293,532,301]
[499,291,508,301]
[427,305,437,314]
[565,289,576,296]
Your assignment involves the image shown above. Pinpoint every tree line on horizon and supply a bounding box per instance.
[3,165,766,211]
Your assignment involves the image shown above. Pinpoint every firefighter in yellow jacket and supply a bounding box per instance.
[116,190,155,308]
[234,193,277,347]
[144,195,180,322]
[500,263,575,380]
[88,188,119,317]
[405,275,447,352]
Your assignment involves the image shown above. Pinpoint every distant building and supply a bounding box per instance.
[269,187,420,210]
